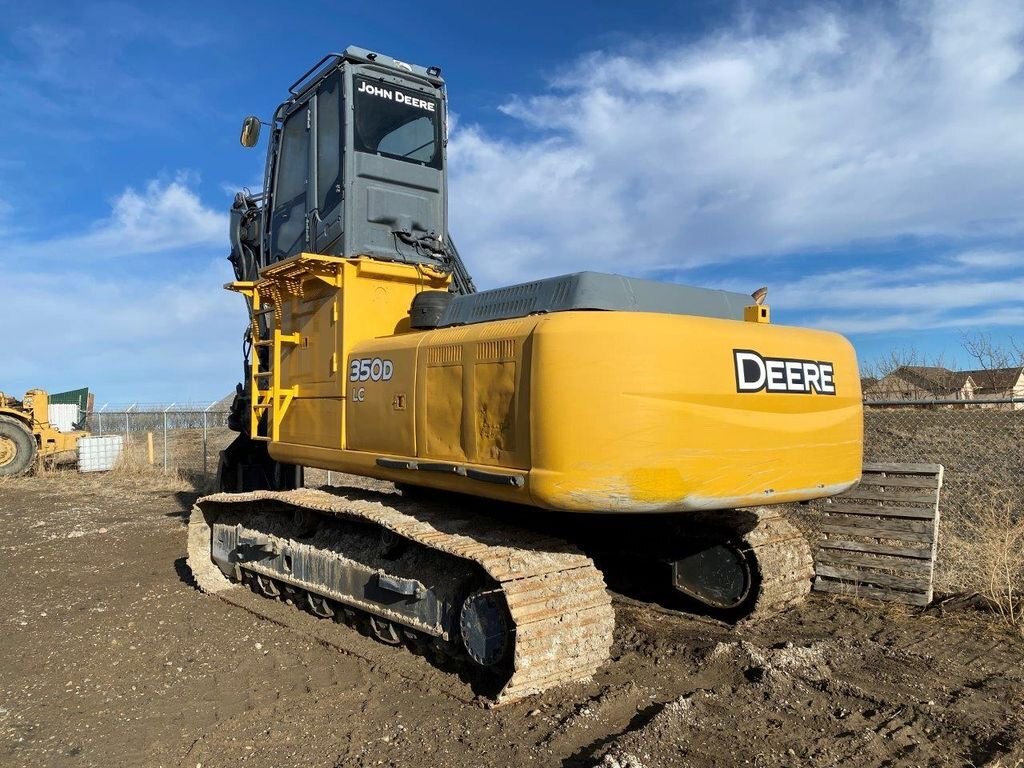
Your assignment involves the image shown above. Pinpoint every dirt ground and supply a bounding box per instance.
[1,473,1022,768]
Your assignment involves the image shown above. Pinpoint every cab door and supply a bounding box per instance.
[312,72,344,254]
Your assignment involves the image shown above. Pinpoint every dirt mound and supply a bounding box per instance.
[711,638,836,697]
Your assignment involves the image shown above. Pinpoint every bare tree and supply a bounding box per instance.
[960,332,1024,391]
[862,346,947,379]
[1012,337,1024,368]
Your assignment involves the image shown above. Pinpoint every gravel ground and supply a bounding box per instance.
[1,472,1022,768]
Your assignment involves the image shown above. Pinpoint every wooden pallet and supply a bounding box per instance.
[812,462,944,606]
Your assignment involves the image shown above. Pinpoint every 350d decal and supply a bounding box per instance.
[733,349,835,395]
[349,357,394,383]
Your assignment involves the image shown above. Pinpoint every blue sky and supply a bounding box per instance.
[1,0,1022,403]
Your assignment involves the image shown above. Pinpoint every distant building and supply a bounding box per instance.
[864,366,974,401]
[960,366,1024,408]
[865,365,1024,408]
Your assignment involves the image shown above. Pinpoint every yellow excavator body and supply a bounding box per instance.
[233,253,862,514]
[191,48,867,704]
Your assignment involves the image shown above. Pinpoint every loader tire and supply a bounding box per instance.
[0,416,36,477]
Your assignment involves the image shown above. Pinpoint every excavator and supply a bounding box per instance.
[187,47,863,704]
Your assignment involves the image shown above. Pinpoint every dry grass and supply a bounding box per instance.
[105,450,196,493]
[944,488,1024,628]
[1,445,200,499]
[87,427,230,495]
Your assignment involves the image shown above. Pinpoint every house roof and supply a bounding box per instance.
[894,366,969,393]
[959,366,1024,391]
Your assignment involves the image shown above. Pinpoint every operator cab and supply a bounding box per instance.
[234,47,450,278]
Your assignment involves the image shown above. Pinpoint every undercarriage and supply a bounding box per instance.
[188,485,813,704]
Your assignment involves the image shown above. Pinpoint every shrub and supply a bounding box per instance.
[944,488,1024,627]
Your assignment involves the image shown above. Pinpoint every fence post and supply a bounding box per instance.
[163,403,175,472]
[203,400,216,478]
[125,403,135,444]
[98,403,108,436]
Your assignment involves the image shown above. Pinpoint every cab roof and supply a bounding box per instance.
[288,46,445,103]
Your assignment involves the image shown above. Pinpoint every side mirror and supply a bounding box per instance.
[240,116,261,148]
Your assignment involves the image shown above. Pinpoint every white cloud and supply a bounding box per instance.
[0,175,240,402]
[0,259,243,403]
[448,1,1024,288]
[769,249,1023,334]
[952,249,1022,269]
[0,175,226,264]
[805,306,1024,335]
[773,272,1024,313]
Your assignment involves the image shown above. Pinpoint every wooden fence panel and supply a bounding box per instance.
[812,462,943,606]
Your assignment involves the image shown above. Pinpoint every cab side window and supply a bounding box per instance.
[270,105,309,260]
[316,73,343,216]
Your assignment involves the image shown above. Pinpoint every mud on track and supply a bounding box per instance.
[1,474,1022,767]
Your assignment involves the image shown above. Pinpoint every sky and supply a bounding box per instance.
[1,0,1022,404]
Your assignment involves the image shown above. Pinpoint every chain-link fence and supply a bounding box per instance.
[858,397,1024,593]
[85,403,233,485]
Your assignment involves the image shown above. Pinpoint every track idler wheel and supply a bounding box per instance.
[459,589,513,667]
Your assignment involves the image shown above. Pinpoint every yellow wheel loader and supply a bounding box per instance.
[0,390,89,477]
[187,47,863,704]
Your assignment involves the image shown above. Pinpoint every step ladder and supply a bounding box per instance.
[248,286,300,442]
